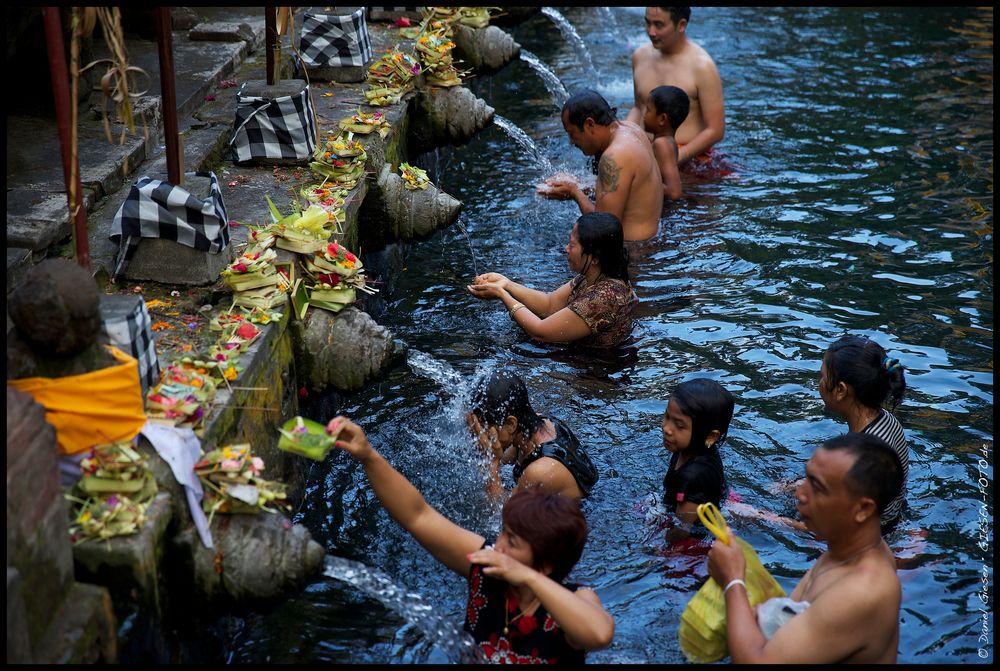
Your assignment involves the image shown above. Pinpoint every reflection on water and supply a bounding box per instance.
[227,7,992,664]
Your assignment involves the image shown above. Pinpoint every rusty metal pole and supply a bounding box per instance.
[265,6,278,85]
[155,8,182,186]
[42,7,91,271]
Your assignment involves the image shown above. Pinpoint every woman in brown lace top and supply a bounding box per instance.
[467,212,638,349]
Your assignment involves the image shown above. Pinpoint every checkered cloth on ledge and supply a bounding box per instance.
[299,8,373,68]
[230,83,317,162]
[110,171,230,281]
[100,294,161,396]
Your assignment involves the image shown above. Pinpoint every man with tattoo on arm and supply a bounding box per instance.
[540,90,664,242]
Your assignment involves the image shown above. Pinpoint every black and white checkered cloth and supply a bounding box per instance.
[110,171,230,281]
[230,83,317,162]
[300,8,373,68]
[100,294,161,396]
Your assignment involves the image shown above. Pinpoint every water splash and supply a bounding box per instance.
[323,555,485,664]
[520,49,569,106]
[492,114,555,174]
[453,220,479,277]
[541,7,597,78]
[407,349,466,390]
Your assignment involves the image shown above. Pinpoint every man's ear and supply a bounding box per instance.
[584,117,597,132]
[853,496,878,525]
[677,18,688,33]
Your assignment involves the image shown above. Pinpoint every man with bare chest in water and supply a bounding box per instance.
[626,7,725,166]
[541,90,663,242]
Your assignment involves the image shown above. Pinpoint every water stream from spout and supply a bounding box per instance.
[541,7,597,78]
[323,555,485,664]
[519,49,569,106]
[492,114,555,175]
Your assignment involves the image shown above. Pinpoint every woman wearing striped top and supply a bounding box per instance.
[819,335,909,531]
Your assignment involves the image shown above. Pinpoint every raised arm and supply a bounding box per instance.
[469,272,569,318]
[467,547,615,651]
[468,279,592,343]
[678,58,725,165]
[331,417,484,576]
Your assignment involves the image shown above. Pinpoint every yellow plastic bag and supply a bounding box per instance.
[678,503,786,663]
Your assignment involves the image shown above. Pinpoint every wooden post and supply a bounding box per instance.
[42,7,91,271]
[265,6,279,86]
[155,8,183,186]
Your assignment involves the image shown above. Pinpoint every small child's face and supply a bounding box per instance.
[643,106,669,135]
[661,398,694,454]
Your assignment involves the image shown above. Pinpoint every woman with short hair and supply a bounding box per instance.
[328,416,615,664]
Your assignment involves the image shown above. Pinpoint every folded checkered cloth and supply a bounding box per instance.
[110,171,230,281]
[230,83,317,162]
[300,8,373,68]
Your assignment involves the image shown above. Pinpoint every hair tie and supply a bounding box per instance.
[882,356,901,372]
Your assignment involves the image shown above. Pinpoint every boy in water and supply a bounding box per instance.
[643,85,690,200]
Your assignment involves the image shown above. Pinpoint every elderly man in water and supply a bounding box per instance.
[540,90,664,242]
[707,433,903,663]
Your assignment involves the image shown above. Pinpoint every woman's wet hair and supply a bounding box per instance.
[669,378,735,450]
[469,370,546,437]
[650,85,690,131]
[576,212,630,283]
[823,335,906,411]
[820,433,903,515]
[503,489,587,583]
[562,90,618,130]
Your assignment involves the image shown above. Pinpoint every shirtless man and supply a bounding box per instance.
[626,7,725,166]
[707,433,903,663]
[541,90,663,242]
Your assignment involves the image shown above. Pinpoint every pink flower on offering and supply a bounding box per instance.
[107,495,119,509]
[345,252,357,263]
[233,263,248,272]
[394,17,411,27]
[225,342,240,350]
[251,457,265,472]
[215,354,227,361]
[220,459,241,471]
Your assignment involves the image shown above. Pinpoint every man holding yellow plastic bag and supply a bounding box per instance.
[707,434,904,664]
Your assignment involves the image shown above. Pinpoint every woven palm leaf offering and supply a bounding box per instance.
[243,222,278,250]
[278,416,344,461]
[416,31,456,67]
[423,6,460,26]
[458,6,497,29]
[399,162,430,190]
[232,283,289,310]
[195,444,289,524]
[66,441,158,544]
[338,109,391,138]
[221,247,281,292]
[300,183,348,231]
[146,364,217,433]
[271,196,337,254]
[305,241,364,278]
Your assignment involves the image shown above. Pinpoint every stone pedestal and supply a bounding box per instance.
[120,173,233,285]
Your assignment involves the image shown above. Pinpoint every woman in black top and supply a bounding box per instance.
[468,370,598,501]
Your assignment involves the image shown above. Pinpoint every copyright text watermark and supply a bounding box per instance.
[975,441,992,660]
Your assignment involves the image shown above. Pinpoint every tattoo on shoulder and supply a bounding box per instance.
[598,155,621,194]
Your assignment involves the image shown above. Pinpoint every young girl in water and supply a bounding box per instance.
[819,334,908,530]
[661,378,735,538]
[328,416,614,663]
[467,370,598,501]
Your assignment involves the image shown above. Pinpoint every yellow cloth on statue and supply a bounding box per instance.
[8,345,147,455]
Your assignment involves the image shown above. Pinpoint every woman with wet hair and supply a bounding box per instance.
[467,370,598,501]
[328,416,614,663]
[468,211,637,349]
[819,334,909,530]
